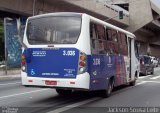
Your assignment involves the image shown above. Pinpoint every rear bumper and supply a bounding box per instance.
[21,71,90,90]
[140,67,153,75]
[140,68,146,74]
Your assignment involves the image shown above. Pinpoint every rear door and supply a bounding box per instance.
[128,38,131,79]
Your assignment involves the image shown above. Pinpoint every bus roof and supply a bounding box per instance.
[28,12,82,20]
[28,12,135,38]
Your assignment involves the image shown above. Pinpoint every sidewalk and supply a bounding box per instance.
[0,69,21,80]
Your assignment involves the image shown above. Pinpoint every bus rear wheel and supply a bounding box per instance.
[101,79,114,98]
[151,68,154,75]
[129,80,136,86]
[56,89,72,96]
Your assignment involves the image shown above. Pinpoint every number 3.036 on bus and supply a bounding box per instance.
[21,12,139,97]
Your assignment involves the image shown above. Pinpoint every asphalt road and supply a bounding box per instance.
[1,67,160,113]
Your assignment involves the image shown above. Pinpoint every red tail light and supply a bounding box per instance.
[140,59,142,64]
[21,54,26,71]
[22,61,26,65]
[140,59,144,65]
[79,61,86,67]
[21,54,26,65]
[78,52,87,74]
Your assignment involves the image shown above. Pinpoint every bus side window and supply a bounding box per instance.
[112,30,119,55]
[107,29,112,41]
[97,40,107,54]
[106,29,119,55]
[111,30,118,42]
[118,32,128,56]
[134,41,139,58]
[95,25,105,40]
[90,23,93,38]
[91,39,98,54]
[91,24,97,39]
[95,24,107,54]
[90,23,98,54]
[117,32,121,43]
[121,33,127,45]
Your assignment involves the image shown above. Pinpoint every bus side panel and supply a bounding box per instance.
[117,55,128,85]
[87,55,116,91]
[87,55,128,91]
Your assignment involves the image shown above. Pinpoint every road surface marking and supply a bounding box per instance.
[136,81,146,86]
[150,75,160,80]
[144,81,160,84]
[47,80,147,113]
[138,75,153,79]
[0,82,21,86]
[0,89,48,100]
[47,97,100,113]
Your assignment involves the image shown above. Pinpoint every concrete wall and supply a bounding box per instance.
[128,0,153,32]
[139,42,148,55]
[137,42,160,57]
[0,0,129,27]
[150,0,160,15]
[105,0,129,4]
[0,0,33,16]
[0,0,71,16]
[64,0,129,26]
[150,45,160,57]
[149,34,160,46]
[134,31,150,42]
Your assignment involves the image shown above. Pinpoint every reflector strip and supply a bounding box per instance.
[28,80,33,82]
[70,82,75,84]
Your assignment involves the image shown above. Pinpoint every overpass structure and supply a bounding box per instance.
[0,0,160,57]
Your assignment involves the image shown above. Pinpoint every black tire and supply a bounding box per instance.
[56,89,72,96]
[151,68,154,75]
[144,70,148,76]
[101,79,114,98]
[139,72,142,76]
[24,85,30,87]
[129,80,136,86]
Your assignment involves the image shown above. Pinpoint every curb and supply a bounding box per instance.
[0,74,21,80]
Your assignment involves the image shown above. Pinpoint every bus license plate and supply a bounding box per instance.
[45,80,57,85]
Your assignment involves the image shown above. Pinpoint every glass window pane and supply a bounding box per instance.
[27,16,81,45]
[96,25,105,40]
[111,30,118,42]
[107,29,112,41]
[121,33,127,45]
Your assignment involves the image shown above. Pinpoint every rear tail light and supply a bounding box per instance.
[22,54,26,64]
[80,56,86,61]
[79,61,86,67]
[21,54,26,72]
[28,80,33,83]
[140,59,144,64]
[78,52,87,74]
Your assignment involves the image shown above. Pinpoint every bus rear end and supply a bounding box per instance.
[21,13,90,92]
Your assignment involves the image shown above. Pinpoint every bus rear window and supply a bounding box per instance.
[26,16,81,45]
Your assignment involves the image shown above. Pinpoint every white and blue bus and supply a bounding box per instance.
[21,12,139,97]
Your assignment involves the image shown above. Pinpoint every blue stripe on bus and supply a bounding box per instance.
[87,55,127,90]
